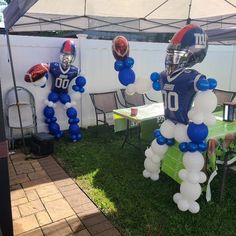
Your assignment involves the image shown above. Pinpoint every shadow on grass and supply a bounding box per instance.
[54,126,236,236]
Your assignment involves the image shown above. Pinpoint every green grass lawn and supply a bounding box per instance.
[54,126,236,236]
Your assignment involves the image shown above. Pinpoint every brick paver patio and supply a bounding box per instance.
[9,152,121,236]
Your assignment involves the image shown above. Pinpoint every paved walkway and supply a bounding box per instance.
[9,152,121,236]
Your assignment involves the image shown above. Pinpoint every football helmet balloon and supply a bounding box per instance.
[112,35,129,60]
[60,39,76,69]
[165,24,208,76]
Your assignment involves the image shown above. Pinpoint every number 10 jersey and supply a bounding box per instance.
[160,69,204,125]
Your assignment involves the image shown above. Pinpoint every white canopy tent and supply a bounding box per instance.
[3,0,236,33]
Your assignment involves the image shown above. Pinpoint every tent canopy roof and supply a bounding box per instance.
[2,0,236,44]
[3,0,236,34]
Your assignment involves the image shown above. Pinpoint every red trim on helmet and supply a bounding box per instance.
[63,40,73,53]
[171,24,199,45]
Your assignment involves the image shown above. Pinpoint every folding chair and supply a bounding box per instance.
[120,88,157,107]
[89,91,120,126]
[5,86,37,149]
[213,89,236,106]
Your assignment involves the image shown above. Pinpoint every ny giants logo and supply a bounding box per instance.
[194,33,207,48]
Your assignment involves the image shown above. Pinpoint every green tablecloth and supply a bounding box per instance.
[162,117,236,184]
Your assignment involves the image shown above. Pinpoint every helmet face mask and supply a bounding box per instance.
[60,54,75,70]
[165,50,189,76]
[165,24,208,76]
[60,40,76,70]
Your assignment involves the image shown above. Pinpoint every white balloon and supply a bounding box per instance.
[174,123,190,143]
[64,102,72,109]
[204,113,216,126]
[151,140,168,155]
[173,193,182,204]
[71,92,81,101]
[144,158,158,173]
[150,173,160,181]
[199,172,207,183]
[151,154,162,164]
[125,84,135,95]
[145,148,155,159]
[187,172,200,184]
[180,182,202,201]
[194,91,217,113]
[160,119,175,139]
[189,201,200,214]
[183,152,205,171]
[189,110,204,124]
[135,77,152,94]
[178,169,188,180]
[177,199,189,211]
[48,101,54,107]
[33,76,47,87]
[187,109,194,120]
[143,169,150,178]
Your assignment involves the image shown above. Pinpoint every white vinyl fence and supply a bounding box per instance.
[0,35,235,138]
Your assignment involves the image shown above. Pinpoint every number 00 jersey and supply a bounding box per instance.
[49,62,78,93]
[160,69,204,125]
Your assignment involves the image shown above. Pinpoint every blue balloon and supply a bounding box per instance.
[208,78,217,89]
[55,131,63,139]
[48,92,59,102]
[69,124,80,135]
[72,85,80,92]
[152,81,161,91]
[118,68,135,86]
[154,129,161,138]
[179,142,188,152]
[51,117,57,122]
[150,72,160,82]
[79,87,85,93]
[124,57,134,68]
[187,122,208,144]
[49,122,60,135]
[60,93,71,104]
[114,60,124,71]
[166,138,175,146]
[76,76,86,87]
[156,135,167,145]
[67,107,77,119]
[198,142,208,152]
[196,78,209,91]
[44,106,54,118]
[187,142,198,152]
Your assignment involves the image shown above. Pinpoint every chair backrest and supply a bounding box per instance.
[90,91,118,114]
[213,89,236,106]
[120,89,145,107]
[5,86,37,129]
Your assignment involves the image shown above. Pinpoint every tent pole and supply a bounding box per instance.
[0,80,14,236]
[6,31,27,154]
[186,0,192,24]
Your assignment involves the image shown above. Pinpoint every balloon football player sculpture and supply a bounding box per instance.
[144,24,217,213]
[24,39,86,142]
